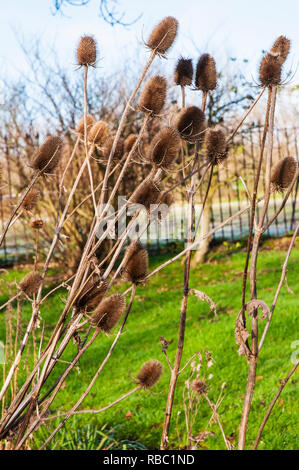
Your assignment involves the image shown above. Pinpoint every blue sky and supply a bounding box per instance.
[0,0,298,82]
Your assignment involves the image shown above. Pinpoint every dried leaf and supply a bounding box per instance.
[235,312,251,357]
[245,299,270,320]
[190,289,217,316]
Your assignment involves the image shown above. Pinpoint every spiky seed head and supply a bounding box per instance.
[31,219,43,230]
[138,76,167,115]
[158,191,174,208]
[153,191,174,221]
[270,156,298,192]
[30,136,64,173]
[23,189,40,212]
[130,180,162,211]
[102,136,123,161]
[175,106,205,142]
[77,35,97,66]
[191,379,207,395]
[147,127,181,170]
[77,114,94,136]
[137,360,163,388]
[90,294,125,332]
[195,54,217,92]
[270,36,291,63]
[259,53,282,86]
[124,134,138,154]
[205,127,228,164]
[20,271,42,296]
[147,17,178,55]
[75,275,108,312]
[88,120,111,146]
[174,57,193,86]
[122,241,149,284]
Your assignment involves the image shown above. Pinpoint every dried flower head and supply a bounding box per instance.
[259,53,282,86]
[147,17,178,55]
[77,35,97,66]
[124,134,138,154]
[153,191,174,221]
[195,54,217,91]
[90,294,125,332]
[122,241,149,284]
[20,271,42,296]
[23,189,39,212]
[77,114,95,136]
[174,58,193,86]
[130,179,162,211]
[175,106,205,142]
[147,127,181,170]
[30,136,64,173]
[137,360,163,388]
[31,219,43,230]
[271,156,298,192]
[75,275,108,312]
[101,136,124,161]
[270,36,291,63]
[205,127,228,164]
[88,121,111,146]
[191,379,207,395]
[138,76,167,115]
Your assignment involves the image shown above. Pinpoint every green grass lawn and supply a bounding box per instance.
[0,238,298,450]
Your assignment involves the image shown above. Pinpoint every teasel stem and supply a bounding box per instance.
[238,86,277,450]
[0,171,41,248]
[39,284,137,450]
[34,229,39,271]
[181,85,185,108]
[253,361,299,450]
[203,392,231,450]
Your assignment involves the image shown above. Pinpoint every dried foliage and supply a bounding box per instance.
[31,219,44,230]
[130,179,162,210]
[75,275,108,312]
[19,272,42,296]
[77,114,95,136]
[22,189,40,212]
[137,360,163,388]
[191,379,208,395]
[88,120,111,146]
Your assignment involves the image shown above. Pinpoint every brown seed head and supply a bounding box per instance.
[147,17,178,55]
[259,53,282,86]
[137,360,163,388]
[175,106,205,142]
[191,379,208,395]
[271,156,298,192]
[77,35,97,66]
[23,189,39,212]
[153,191,174,221]
[130,179,162,211]
[90,294,126,332]
[31,219,43,230]
[75,275,108,312]
[20,271,42,296]
[205,127,227,164]
[147,127,181,170]
[270,36,291,63]
[174,57,193,86]
[31,136,64,173]
[138,76,167,115]
[195,54,217,91]
[77,114,95,136]
[102,136,124,161]
[88,120,111,146]
[122,241,149,284]
[124,134,138,154]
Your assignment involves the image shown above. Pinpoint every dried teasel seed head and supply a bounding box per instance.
[77,114,95,136]
[270,36,291,63]
[30,136,64,173]
[195,54,217,92]
[174,57,193,86]
[147,16,178,55]
[124,134,138,154]
[138,76,167,115]
[152,191,174,221]
[137,360,163,388]
[175,106,205,142]
[270,156,298,192]
[88,120,111,146]
[75,275,108,312]
[23,189,40,212]
[147,127,181,170]
[102,136,123,161]
[31,219,43,230]
[77,35,97,66]
[259,53,282,86]
[90,294,125,332]
[191,379,208,395]
[204,127,228,165]
[20,271,42,296]
[130,179,162,211]
[122,241,149,284]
